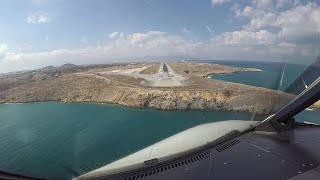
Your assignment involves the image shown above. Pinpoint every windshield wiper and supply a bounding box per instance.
[257,76,320,132]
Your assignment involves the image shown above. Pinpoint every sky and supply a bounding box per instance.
[0,0,319,73]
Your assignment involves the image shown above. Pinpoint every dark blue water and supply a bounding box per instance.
[0,102,250,180]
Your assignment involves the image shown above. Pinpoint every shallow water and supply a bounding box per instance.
[0,102,251,179]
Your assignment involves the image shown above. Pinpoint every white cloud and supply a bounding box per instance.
[233,2,320,45]
[233,5,264,18]
[108,32,119,39]
[275,3,320,42]
[0,44,8,53]
[224,1,320,62]
[119,32,124,39]
[211,0,230,6]
[276,0,300,9]
[26,13,50,24]
[213,30,275,46]
[0,31,198,73]
[2,2,320,73]
[0,27,316,73]
[252,0,273,9]
[128,31,168,45]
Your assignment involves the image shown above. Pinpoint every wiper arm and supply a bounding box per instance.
[257,76,320,131]
[274,76,320,123]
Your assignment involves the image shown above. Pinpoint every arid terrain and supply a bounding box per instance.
[1,61,316,114]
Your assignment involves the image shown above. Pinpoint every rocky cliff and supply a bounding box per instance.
[0,73,294,114]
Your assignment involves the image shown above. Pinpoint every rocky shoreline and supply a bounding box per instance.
[0,62,310,114]
[203,68,262,78]
[0,77,293,114]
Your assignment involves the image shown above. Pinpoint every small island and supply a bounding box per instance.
[0,61,306,114]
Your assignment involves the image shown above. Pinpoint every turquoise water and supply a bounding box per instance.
[206,60,320,124]
[208,61,307,91]
[0,102,251,180]
[0,60,319,180]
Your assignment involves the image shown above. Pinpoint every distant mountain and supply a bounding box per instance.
[61,63,77,68]
[141,55,194,61]
[41,66,55,71]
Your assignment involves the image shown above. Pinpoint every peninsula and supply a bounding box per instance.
[0,61,313,114]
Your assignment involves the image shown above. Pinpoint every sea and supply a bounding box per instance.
[0,60,319,180]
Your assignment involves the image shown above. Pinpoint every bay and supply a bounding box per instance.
[0,102,250,180]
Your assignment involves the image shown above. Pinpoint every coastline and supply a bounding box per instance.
[203,68,263,78]
[0,62,296,114]
[0,83,295,114]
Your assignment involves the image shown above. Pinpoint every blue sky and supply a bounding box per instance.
[0,0,319,73]
[1,0,240,50]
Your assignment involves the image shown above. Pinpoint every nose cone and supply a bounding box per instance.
[78,120,259,179]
